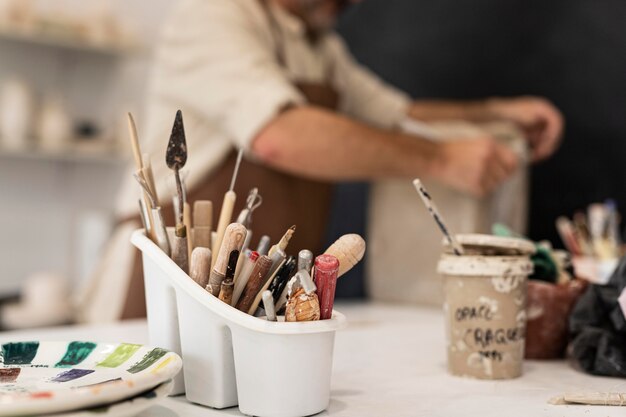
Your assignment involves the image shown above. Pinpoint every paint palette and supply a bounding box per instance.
[0,341,182,416]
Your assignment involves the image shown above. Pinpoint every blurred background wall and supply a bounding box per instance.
[0,0,173,297]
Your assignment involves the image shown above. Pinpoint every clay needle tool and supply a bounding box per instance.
[236,255,272,313]
[166,110,189,273]
[133,173,170,256]
[218,250,238,304]
[262,291,277,322]
[268,225,296,258]
[232,251,259,306]
[190,247,211,288]
[193,200,213,250]
[412,179,464,256]
[212,148,244,267]
[207,223,247,296]
[256,235,271,256]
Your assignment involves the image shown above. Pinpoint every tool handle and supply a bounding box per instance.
[212,191,236,266]
[171,234,189,274]
[151,208,171,256]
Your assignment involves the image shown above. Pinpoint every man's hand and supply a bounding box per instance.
[432,137,519,197]
[485,96,564,162]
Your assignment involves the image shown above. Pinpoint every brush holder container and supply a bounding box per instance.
[132,230,346,417]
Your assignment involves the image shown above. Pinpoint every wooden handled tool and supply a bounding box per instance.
[236,255,272,313]
[166,110,189,272]
[190,247,211,288]
[193,200,213,250]
[324,234,366,278]
[207,223,247,296]
[218,250,238,304]
[268,225,296,258]
[212,149,244,266]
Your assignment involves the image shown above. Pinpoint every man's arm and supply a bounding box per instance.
[252,105,518,197]
[409,97,564,161]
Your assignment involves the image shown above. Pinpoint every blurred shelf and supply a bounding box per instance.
[0,144,127,164]
[0,25,142,56]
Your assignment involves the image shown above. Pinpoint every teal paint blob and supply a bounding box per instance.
[2,342,39,365]
[55,342,97,368]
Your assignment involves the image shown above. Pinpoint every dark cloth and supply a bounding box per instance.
[568,257,626,377]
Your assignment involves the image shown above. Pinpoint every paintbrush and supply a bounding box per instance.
[133,172,170,256]
[212,149,244,267]
[166,110,189,273]
[127,112,156,241]
[412,179,464,256]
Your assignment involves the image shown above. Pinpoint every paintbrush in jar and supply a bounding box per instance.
[212,149,244,267]
[413,179,464,256]
[236,255,272,313]
[166,110,189,273]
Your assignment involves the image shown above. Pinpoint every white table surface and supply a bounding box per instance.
[1,302,624,417]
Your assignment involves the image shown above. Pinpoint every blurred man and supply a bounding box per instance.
[114,0,563,315]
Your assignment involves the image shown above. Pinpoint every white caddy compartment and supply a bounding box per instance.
[131,230,347,417]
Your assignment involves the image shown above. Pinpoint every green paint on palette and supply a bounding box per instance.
[126,348,168,374]
[96,343,141,368]
[55,341,97,368]
[2,342,39,365]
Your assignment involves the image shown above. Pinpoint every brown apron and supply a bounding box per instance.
[122,0,339,318]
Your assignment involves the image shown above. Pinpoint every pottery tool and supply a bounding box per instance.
[556,216,582,256]
[236,255,272,313]
[207,223,247,296]
[268,225,296,258]
[286,270,320,322]
[212,148,244,266]
[190,247,211,288]
[550,392,626,406]
[142,153,159,207]
[297,250,313,273]
[166,110,189,273]
[183,202,192,262]
[572,212,594,256]
[314,254,339,320]
[413,179,464,256]
[268,247,287,279]
[248,257,286,315]
[273,258,301,312]
[256,235,271,256]
[138,199,151,236]
[133,173,170,256]
[324,234,366,278]
[235,188,263,279]
[262,291,277,321]
[267,256,296,302]
[127,112,156,241]
[218,251,238,304]
[232,251,259,306]
[193,200,213,250]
